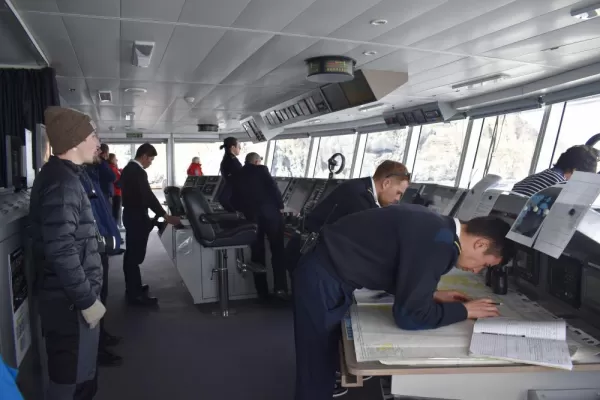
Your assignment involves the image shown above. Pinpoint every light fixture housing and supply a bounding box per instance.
[370,19,388,25]
[124,87,147,93]
[363,50,378,56]
[570,3,600,20]
[125,112,135,121]
[358,103,385,112]
[451,74,508,90]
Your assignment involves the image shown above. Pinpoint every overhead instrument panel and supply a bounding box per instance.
[383,102,460,129]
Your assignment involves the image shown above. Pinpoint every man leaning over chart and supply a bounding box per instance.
[292,204,516,400]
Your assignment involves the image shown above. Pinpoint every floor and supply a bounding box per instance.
[96,232,382,400]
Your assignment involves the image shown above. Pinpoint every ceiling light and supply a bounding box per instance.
[363,51,378,56]
[571,3,600,20]
[451,74,508,90]
[69,88,75,92]
[309,119,321,124]
[125,112,135,121]
[124,87,147,93]
[358,103,385,112]
[370,19,388,26]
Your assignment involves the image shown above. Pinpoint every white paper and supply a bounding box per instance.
[506,186,562,248]
[353,289,394,306]
[471,189,503,218]
[473,319,566,341]
[534,172,600,259]
[456,174,502,221]
[470,333,572,370]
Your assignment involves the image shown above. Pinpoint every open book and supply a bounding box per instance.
[469,318,573,370]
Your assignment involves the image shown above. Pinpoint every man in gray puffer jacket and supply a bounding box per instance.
[30,106,106,400]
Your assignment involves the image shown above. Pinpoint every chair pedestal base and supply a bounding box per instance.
[211,248,235,318]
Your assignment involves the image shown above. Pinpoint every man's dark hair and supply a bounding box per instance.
[135,143,157,159]
[555,145,598,173]
[373,160,411,182]
[100,143,109,154]
[464,216,516,265]
[220,137,238,153]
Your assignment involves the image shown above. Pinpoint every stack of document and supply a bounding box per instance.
[469,318,573,370]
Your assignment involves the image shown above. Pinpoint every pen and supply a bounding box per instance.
[491,302,503,306]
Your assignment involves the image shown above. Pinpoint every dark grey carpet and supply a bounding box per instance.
[96,233,381,400]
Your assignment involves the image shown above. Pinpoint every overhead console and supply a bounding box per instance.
[257,69,408,131]
[383,102,461,129]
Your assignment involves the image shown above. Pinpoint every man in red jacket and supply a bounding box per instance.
[186,157,203,176]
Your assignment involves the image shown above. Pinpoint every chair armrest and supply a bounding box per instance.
[200,212,243,224]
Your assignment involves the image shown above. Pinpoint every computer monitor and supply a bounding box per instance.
[429,186,462,216]
[400,186,420,204]
[276,178,291,196]
[318,179,343,203]
[286,180,316,214]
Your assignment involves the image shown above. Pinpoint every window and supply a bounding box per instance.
[313,134,357,179]
[552,95,600,165]
[239,141,269,165]
[359,130,408,177]
[471,109,544,189]
[105,144,133,170]
[271,137,311,177]
[174,142,222,186]
[412,121,467,186]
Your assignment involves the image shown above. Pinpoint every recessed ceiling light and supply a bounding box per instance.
[125,112,135,121]
[570,3,600,20]
[358,103,385,112]
[124,87,147,93]
[309,119,321,124]
[69,88,75,92]
[370,19,388,26]
[363,51,378,56]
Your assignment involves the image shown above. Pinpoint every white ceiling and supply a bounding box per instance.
[10,0,600,135]
[0,1,45,66]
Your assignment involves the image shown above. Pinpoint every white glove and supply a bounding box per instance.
[80,299,106,329]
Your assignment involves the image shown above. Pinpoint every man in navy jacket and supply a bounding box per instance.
[98,143,116,200]
[293,205,515,400]
[232,152,287,300]
[81,152,124,367]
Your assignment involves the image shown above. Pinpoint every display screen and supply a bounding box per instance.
[312,91,328,112]
[513,249,539,285]
[396,113,407,126]
[400,187,420,204]
[583,269,600,311]
[403,112,416,125]
[306,97,318,113]
[318,180,342,203]
[547,256,582,308]
[264,113,274,125]
[412,109,427,124]
[270,111,280,123]
[288,106,298,118]
[241,122,253,137]
[293,104,304,116]
[286,180,316,214]
[276,179,291,196]
[340,72,376,107]
[298,100,311,115]
[202,183,216,195]
[249,119,260,135]
[321,84,350,112]
[324,59,353,74]
[275,110,284,121]
[281,109,289,120]
[424,109,441,121]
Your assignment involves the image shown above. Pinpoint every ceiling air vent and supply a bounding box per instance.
[132,41,155,68]
[98,91,112,103]
[197,124,218,132]
[305,56,356,83]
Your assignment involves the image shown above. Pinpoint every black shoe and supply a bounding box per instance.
[102,332,122,347]
[274,290,290,302]
[333,383,348,398]
[127,294,158,307]
[141,284,149,293]
[98,348,123,367]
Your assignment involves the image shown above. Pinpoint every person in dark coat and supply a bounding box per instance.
[120,143,181,306]
[30,106,105,400]
[232,152,287,301]
[218,137,242,212]
[293,207,516,400]
[97,143,116,201]
[81,152,124,367]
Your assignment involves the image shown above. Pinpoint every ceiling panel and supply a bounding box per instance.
[221,35,318,85]
[120,20,175,81]
[345,44,401,68]
[408,57,493,86]
[56,77,93,105]
[178,0,251,26]
[0,7,44,66]
[448,6,584,57]
[406,54,467,75]
[282,0,382,37]
[154,25,226,82]
[97,105,121,121]
[232,0,315,31]
[328,0,448,42]
[56,0,120,17]
[372,0,517,47]
[62,16,120,78]
[194,85,247,109]
[138,106,165,122]
[142,82,217,107]
[411,0,582,52]
[86,78,123,105]
[188,30,274,83]
[520,48,600,69]
[20,13,83,76]
[121,0,186,22]
[517,38,600,65]
[359,48,442,73]
[10,0,58,12]
[482,18,600,60]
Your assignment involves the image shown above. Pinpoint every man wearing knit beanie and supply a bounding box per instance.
[29,106,105,400]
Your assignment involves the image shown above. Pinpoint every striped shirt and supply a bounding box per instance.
[511,168,565,197]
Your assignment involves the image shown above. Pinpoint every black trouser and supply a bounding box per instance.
[99,253,109,347]
[292,250,354,400]
[122,210,152,298]
[39,295,100,400]
[285,232,304,273]
[246,209,287,296]
[111,196,122,226]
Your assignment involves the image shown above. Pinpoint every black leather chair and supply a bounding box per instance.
[164,186,186,216]
[180,186,257,317]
